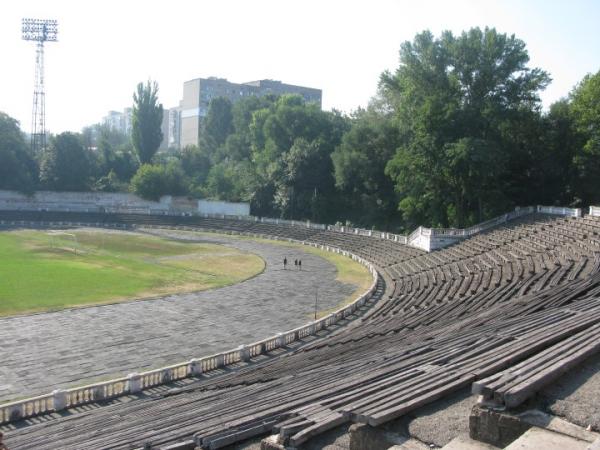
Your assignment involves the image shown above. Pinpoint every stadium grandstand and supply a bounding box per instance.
[2,206,600,449]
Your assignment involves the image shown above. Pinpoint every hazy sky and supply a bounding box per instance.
[2,0,600,133]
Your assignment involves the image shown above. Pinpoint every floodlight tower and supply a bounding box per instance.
[22,18,58,154]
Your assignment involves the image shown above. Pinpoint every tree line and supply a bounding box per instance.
[1,27,599,232]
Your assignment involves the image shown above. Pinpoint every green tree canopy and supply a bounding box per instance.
[132,80,164,164]
[40,132,94,191]
[0,112,38,193]
[332,107,400,228]
[383,27,550,227]
[569,70,600,205]
[248,95,347,219]
[203,97,233,154]
[130,162,187,201]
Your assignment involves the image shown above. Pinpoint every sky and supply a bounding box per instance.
[2,0,600,134]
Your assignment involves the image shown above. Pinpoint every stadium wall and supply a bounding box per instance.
[0,190,251,217]
[198,199,250,216]
[0,190,583,252]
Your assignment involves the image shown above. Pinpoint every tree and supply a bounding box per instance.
[203,97,233,155]
[181,145,211,187]
[130,162,187,201]
[95,124,138,183]
[0,112,38,193]
[569,71,600,205]
[383,28,550,227]
[332,107,400,228]
[94,170,127,192]
[132,80,164,164]
[273,138,335,221]
[40,132,93,191]
[248,95,347,220]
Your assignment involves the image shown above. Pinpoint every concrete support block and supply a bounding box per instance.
[276,332,285,348]
[349,423,396,450]
[239,345,251,362]
[215,354,225,368]
[469,405,530,448]
[52,389,68,411]
[8,404,24,422]
[190,358,203,376]
[93,385,106,401]
[162,368,172,383]
[127,373,143,394]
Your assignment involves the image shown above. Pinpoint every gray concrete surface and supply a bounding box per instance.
[0,229,361,403]
[504,426,588,450]
[539,352,600,431]
[441,435,499,450]
[381,388,478,448]
[229,389,476,450]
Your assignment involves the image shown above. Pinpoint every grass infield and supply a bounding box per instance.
[0,229,264,316]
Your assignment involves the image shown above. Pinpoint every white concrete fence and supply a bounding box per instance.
[590,206,600,217]
[0,222,379,426]
[0,190,253,217]
[0,203,583,254]
[0,188,586,251]
[536,205,582,217]
[263,205,581,252]
[404,205,582,251]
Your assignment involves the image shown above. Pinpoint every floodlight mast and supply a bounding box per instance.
[22,18,58,155]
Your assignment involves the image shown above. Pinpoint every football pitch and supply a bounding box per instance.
[0,229,265,316]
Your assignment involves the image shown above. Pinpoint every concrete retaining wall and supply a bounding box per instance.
[198,199,250,216]
[0,190,172,213]
[0,190,251,217]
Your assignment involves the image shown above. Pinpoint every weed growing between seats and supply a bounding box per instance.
[0,229,264,316]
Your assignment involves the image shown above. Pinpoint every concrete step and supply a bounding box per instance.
[440,434,499,450]
[387,438,430,450]
[504,426,589,450]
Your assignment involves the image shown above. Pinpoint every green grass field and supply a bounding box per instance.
[0,229,265,316]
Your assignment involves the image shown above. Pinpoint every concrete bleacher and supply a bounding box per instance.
[1,209,600,449]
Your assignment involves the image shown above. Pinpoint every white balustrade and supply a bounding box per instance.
[537,205,582,217]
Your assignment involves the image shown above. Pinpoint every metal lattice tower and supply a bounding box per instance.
[22,18,58,155]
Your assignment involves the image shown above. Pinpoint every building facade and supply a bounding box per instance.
[102,108,133,136]
[178,77,322,148]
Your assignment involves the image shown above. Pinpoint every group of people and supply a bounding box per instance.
[283,257,302,270]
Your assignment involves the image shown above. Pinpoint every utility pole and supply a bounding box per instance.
[22,18,58,155]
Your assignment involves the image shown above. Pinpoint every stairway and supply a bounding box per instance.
[439,434,499,450]
[504,426,590,450]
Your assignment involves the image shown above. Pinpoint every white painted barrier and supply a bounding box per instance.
[198,199,250,216]
[536,205,581,217]
[0,190,252,217]
[590,206,600,217]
